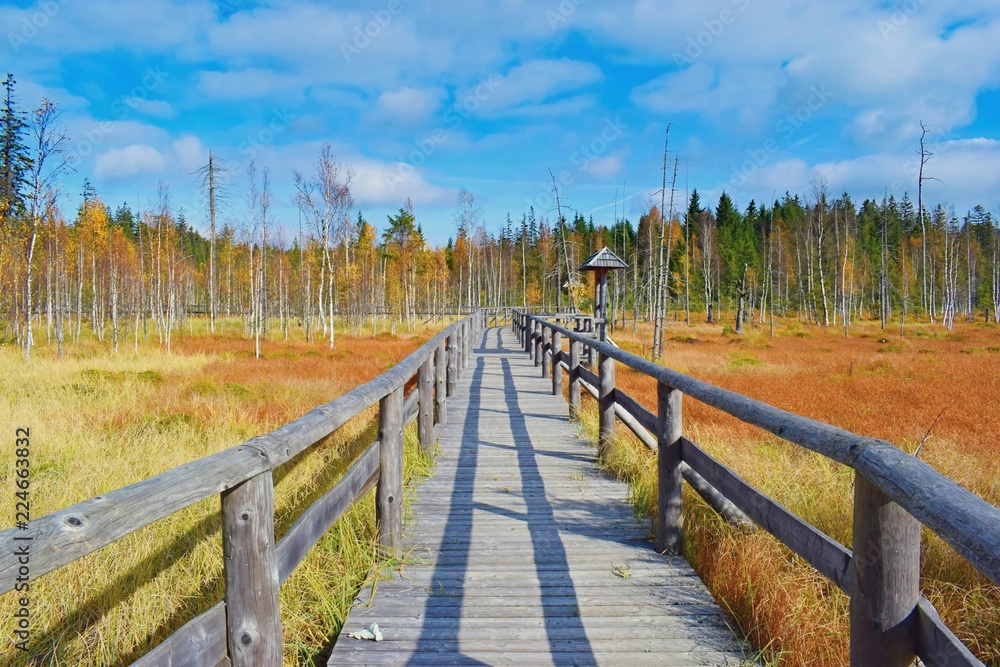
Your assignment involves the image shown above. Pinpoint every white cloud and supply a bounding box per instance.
[123,97,176,119]
[94,144,166,180]
[581,152,627,179]
[172,135,207,172]
[459,59,603,116]
[351,159,457,208]
[375,87,444,124]
[197,68,306,101]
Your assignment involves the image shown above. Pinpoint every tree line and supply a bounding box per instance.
[2,75,999,362]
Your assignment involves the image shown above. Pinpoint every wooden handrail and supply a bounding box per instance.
[0,310,490,666]
[520,311,996,667]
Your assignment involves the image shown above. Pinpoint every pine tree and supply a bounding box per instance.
[0,74,31,224]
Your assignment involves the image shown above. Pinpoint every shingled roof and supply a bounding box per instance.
[578,247,628,271]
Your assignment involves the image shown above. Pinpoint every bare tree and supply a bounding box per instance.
[23,100,68,361]
[294,143,354,349]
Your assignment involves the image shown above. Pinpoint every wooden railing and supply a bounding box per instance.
[515,310,1000,667]
[0,310,506,666]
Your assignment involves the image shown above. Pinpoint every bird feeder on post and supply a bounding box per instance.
[578,247,628,342]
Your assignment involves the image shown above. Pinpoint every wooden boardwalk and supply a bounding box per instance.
[328,327,752,666]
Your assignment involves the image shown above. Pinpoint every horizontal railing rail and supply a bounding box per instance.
[0,308,515,666]
[516,310,997,667]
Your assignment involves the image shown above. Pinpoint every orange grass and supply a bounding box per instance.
[592,316,1000,665]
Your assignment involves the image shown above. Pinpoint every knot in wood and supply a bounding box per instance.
[66,516,83,527]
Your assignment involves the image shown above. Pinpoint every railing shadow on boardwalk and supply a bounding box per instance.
[408,354,600,666]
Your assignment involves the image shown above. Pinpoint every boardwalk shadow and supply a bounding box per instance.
[500,356,597,666]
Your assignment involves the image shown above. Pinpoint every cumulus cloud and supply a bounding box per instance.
[458,59,603,116]
[94,144,166,180]
[123,97,176,118]
[375,87,444,124]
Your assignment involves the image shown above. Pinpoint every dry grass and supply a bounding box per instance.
[0,318,445,666]
[578,316,1000,665]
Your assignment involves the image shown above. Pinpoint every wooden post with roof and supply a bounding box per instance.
[578,247,628,342]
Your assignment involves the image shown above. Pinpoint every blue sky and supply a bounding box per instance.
[5,0,1000,245]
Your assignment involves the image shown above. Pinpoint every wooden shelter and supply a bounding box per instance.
[578,247,627,340]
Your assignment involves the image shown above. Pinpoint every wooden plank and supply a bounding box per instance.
[915,597,984,666]
[526,315,1000,585]
[656,381,683,555]
[276,442,380,583]
[402,387,418,425]
[132,602,227,667]
[551,330,562,394]
[446,334,457,397]
[0,445,269,595]
[376,386,403,555]
[569,339,581,418]
[330,324,750,666]
[598,349,616,459]
[611,391,754,529]
[221,471,282,667]
[616,389,657,433]
[434,343,447,426]
[680,436,853,592]
[418,356,434,452]
[850,472,920,666]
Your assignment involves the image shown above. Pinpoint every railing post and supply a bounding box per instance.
[435,342,447,425]
[551,329,562,396]
[655,381,684,555]
[541,326,551,379]
[569,338,581,418]
[850,473,920,666]
[376,386,404,556]
[597,348,615,460]
[534,321,543,367]
[447,335,458,397]
[524,316,533,353]
[457,322,466,374]
[221,470,282,666]
[418,356,434,454]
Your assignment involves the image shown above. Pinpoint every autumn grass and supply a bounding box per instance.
[0,320,445,666]
[575,317,1000,665]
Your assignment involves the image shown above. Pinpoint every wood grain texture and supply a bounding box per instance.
[850,473,920,666]
[569,338,581,418]
[597,350,615,460]
[418,356,434,453]
[611,390,754,529]
[0,445,269,595]
[221,471,282,667]
[327,326,750,666]
[522,315,1000,587]
[657,381,683,555]
[915,597,984,666]
[377,386,404,556]
[276,442,380,583]
[131,602,227,667]
[435,343,447,426]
